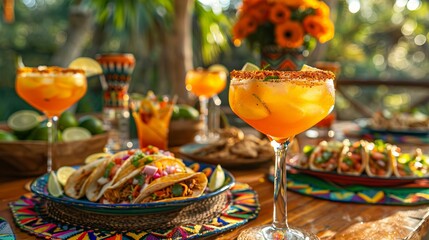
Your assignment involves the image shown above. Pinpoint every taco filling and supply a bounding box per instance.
[339,141,366,174]
[366,140,391,177]
[101,160,184,203]
[141,177,202,203]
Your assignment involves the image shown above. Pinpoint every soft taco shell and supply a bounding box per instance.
[112,155,185,187]
[133,172,208,203]
[85,150,135,202]
[103,158,190,203]
[64,158,105,199]
[365,143,393,178]
[337,140,368,176]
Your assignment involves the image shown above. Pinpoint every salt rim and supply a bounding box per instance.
[230,69,335,83]
[17,66,85,75]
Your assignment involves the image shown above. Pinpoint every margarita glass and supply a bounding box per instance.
[16,66,87,172]
[185,68,227,143]
[229,69,335,239]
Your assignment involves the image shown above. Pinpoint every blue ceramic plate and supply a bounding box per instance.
[30,160,235,214]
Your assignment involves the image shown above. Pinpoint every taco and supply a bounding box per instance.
[338,140,368,175]
[391,147,429,177]
[102,157,189,204]
[133,172,208,203]
[85,149,138,202]
[309,140,344,172]
[64,157,106,199]
[365,140,393,177]
[110,147,175,184]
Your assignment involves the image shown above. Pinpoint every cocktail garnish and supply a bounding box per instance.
[263,75,279,81]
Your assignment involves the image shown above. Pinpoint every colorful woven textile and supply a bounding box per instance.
[9,183,259,239]
[285,172,429,205]
[0,217,15,240]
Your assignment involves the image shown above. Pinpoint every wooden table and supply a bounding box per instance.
[1,161,429,240]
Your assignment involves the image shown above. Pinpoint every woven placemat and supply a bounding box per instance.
[45,192,228,231]
[10,183,259,239]
[269,171,429,205]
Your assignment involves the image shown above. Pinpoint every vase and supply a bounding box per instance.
[96,53,135,153]
[260,45,307,71]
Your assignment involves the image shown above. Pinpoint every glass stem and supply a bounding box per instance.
[199,96,209,140]
[271,139,290,230]
[47,116,58,172]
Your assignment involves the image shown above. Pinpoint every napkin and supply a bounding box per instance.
[0,217,15,240]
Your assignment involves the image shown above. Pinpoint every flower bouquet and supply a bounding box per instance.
[233,0,335,70]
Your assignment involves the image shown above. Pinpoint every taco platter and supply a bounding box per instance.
[289,139,429,186]
[31,146,235,214]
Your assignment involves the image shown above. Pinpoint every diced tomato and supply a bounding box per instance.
[114,157,123,165]
[109,165,120,178]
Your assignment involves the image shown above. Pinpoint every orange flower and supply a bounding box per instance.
[275,21,304,48]
[245,2,270,23]
[315,1,330,17]
[232,19,249,40]
[282,0,318,8]
[269,3,291,24]
[303,15,335,43]
[240,15,259,36]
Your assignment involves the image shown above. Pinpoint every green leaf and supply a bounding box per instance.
[172,183,184,197]
[104,162,115,178]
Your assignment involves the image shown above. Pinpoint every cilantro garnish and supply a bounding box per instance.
[263,75,279,81]
[131,152,145,167]
[135,174,144,186]
[172,183,184,197]
[104,162,115,178]
[144,156,154,164]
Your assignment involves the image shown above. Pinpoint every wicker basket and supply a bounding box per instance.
[168,119,203,147]
[0,133,108,177]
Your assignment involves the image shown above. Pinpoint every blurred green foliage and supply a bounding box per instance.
[0,0,428,122]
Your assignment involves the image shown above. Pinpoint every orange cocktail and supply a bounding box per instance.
[229,70,334,142]
[185,69,226,97]
[185,69,227,143]
[229,69,335,240]
[16,66,87,172]
[16,67,87,117]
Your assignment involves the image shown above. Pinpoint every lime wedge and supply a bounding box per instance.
[56,166,76,186]
[62,127,92,142]
[7,110,42,139]
[209,64,229,75]
[48,171,64,197]
[241,62,260,71]
[301,64,319,71]
[84,152,112,165]
[208,165,226,191]
[69,57,103,77]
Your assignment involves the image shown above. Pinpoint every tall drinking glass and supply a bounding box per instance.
[185,69,226,143]
[229,69,335,239]
[16,67,87,172]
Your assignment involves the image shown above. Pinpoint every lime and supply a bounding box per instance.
[172,104,199,120]
[241,62,260,71]
[209,64,229,76]
[27,124,62,141]
[62,127,92,142]
[58,111,78,131]
[0,130,17,142]
[78,115,104,135]
[7,110,42,140]
[301,64,319,71]
[68,57,103,77]
[84,152,112,165]
[208,165,226,191]
[48,171,64,197]
[56,166,76,186]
